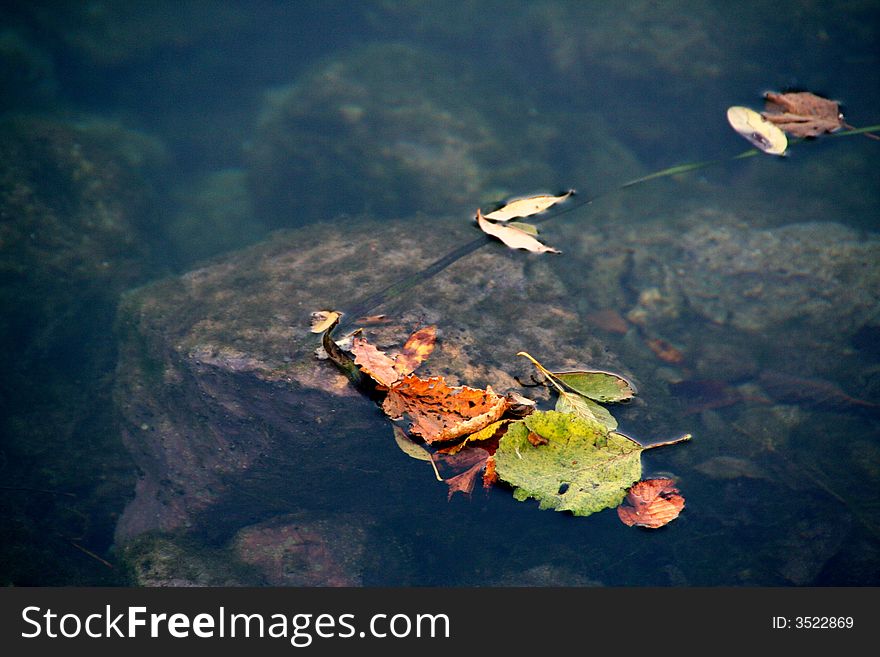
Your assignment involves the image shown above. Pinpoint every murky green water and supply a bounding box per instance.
[1,1,878,586]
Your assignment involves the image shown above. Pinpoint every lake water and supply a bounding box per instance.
[1,1,878,586]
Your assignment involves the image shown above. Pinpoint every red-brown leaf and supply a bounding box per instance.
[617,478,685,528]
[433,447,491,499]
[350,336,401,387]
[761,91,843,137]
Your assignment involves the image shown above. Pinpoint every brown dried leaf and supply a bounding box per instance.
[394,325,437,376]
[617,478,685,528]
[526,430,549,446]
[382,374,509,444]
[761,91,844,137]
[350,336,400,387]
[476,209,561,254]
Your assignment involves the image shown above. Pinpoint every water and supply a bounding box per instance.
[1,1,878,586]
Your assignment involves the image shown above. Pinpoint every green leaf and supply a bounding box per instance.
[555,391,618,431]
[494,410,643,517]
[552,370,636,403]
[507,221,539,236]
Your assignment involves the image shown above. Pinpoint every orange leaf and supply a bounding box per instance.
[394,325,437,375]
[382,374,509,444]
[350,336,400,387]
[761,91,844,137]
[617,478,685,528]
[482,456,498,488]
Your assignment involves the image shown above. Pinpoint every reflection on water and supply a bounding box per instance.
[1,1,878,586]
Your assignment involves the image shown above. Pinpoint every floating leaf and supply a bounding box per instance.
[762,91,843,137]
[495,411,691,517]
[494,411,643,516]
[484,190,574,221]
[476,210,560,254]
[310,310,341,334]
[507,221,539,235]
[391,425,442,481]
[350,336,400,387]
[349,325,437,387]
[726,105,788,155]
[552,370,636,403]
[555,391,618,431]
[434,446,491,499]
[382,374,509,444]
[438,419,507,455]
[394,325,437,375]
[617,478,685,528]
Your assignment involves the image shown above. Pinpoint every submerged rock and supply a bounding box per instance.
[112,213,624,550]
[232,513,367,587]
[0,115,164,585]
[245,42,639,229]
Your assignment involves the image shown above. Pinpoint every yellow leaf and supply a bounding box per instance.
[309,310,341,334]
[476,210,561,254]
[726,106,787,155]
[484,190,574,221]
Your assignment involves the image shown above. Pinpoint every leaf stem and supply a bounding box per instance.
[516,351,567,395]
[642,433,693,450]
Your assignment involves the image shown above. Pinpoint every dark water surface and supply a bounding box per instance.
[1,1,879,586]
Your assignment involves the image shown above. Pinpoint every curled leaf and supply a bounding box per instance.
[552,370,637,403]
[438,419,507,455]
[762,91,843,137]
[484,190,574,221]
[476,210,561,254]
[382,374,509,444]
[349,325,437,387]
[617,478,685,528]
[726,105,788,155]
[310,310,341,334]
[350,336,400,388]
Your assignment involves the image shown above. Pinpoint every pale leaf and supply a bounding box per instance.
[476,210,560,254]
[484,190,574,221]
